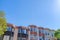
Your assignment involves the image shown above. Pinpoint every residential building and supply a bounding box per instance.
[1,23,55,40]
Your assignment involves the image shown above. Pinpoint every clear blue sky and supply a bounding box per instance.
[0,0,60,30]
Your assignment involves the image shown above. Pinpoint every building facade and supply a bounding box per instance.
[2,23,55,40]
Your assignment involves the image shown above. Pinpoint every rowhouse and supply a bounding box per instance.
[2,23,55,40]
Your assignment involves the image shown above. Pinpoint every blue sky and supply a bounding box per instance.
[0,0,60,30]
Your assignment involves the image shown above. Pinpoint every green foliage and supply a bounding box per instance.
[0,11,7,35]
[55,29,60,39]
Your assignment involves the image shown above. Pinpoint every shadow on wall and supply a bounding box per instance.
[0,36,3,40]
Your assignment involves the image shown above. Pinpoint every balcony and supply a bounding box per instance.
[18,29,28,38]
[4,31,14,36]
[18,33,28,38]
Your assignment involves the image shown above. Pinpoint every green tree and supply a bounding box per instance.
[55,29,60,40]
[0,11,7,35]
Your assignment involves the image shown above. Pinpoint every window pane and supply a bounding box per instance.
[18,29,22,33]
[30,28,33,31]
[22,29,27,34]
[7,27,12,31]
[30,28,37,32]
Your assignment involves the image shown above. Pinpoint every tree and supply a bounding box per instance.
[55,29,60,40]
[0,11,7,35]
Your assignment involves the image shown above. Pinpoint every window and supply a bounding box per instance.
[39,30,44,34]
[34,28,37,32]
[18,29,27,34]
[22,29,27,34]
[12,28,14,32]
[39,30,41,33]
[30,28,33,32]
[39,37,43,40]
[18,29,22,33]
[48,33,49,35]
[30,28,37,32]
[39,39,42,40]
[46,33,49,35]
[7,27,12,31]
[41,30,44,33]
[51,33,54,37]
[45,32,49,36]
